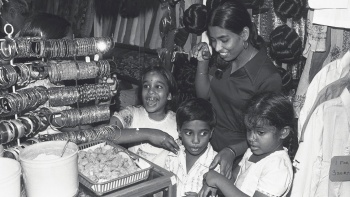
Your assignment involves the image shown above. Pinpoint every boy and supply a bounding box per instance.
[164,98,220,197]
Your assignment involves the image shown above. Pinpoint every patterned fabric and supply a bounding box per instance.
[235,148,293,197]
[112,105,178,165]
[164,143,219,197]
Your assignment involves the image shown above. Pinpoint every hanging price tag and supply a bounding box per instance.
[329,156,350,182]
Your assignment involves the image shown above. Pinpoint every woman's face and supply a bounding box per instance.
[208,26,244,61]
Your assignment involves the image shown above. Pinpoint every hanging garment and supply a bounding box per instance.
[310,0,350,29]
[298,51,350,140]
[290,87,350,197]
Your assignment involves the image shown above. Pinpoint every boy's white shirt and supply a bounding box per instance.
[164,143,220,197]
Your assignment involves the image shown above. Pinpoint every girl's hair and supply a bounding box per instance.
[273,0,306,21]
[269,24,302,65]
[208,0,263,79]
[244,92,298,160]
[19,13,71,39]
[140,65,178,111]
[183,4,208,36]
[209,0,261,50]
[176,98,216,130]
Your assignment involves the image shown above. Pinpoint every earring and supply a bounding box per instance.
[243,41,248,49]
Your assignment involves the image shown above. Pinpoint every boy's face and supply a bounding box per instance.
[179,120,212,157]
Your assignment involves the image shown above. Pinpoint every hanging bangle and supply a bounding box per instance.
[225,147,237,158]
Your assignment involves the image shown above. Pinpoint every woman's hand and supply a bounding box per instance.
[147,129,179,154]
[198,170,219,197]
[209,148,235,179]
[190,42,211,62]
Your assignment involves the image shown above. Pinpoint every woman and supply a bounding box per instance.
[191,0,282,179]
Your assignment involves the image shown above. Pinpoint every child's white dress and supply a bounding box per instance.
[113,105,177,165]
[235,148,293,197]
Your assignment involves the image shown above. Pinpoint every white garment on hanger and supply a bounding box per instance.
[291,88,350,197]
[298,51,350,140]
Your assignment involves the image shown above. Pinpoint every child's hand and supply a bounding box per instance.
[209,148,235,179]
[190,42,211,62]
[148,129,179,154]
[198,170,219,197]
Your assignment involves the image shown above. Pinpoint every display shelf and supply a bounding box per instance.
[78,162,176,197]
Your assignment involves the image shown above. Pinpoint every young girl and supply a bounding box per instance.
[199,92,297,197]
[110,65,179,165]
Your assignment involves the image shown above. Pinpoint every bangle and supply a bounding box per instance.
[198,72,208,75]
[225,147,237,158]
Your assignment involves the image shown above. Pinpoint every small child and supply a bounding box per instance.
[110,65,179,165]
[164,98,219,197]
[200,92,297,197]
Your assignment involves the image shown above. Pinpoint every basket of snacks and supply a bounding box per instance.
[78,140,153,196]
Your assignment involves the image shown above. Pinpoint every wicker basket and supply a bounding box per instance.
[78,140,152,196]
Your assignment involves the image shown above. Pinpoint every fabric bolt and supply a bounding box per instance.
[303,10,328,55]
[322,28,350,68]
[298,51,350,140]
[291,88,350,197]
[164,143,220,197]
[208,46,282,152]
[235,148,293,197]
[294,50,312,118]
[112,105,177,166]
[308,27,331,83]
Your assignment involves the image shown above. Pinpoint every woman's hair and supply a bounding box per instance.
[269,24,302,65]
[273,0,306,21]
[183,4,208,36]
[244,92,298,160]
[19,13,71,39]
[176,98,216,130]
[140,65,178,111]
[209,0,261,50]
[208,0,263,79]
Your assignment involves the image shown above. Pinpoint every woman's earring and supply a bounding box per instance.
[243,41,248,49]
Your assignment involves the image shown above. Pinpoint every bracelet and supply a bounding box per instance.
[198,72,208,75]
[225,147,237,158]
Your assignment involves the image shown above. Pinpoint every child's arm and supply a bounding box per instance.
[109,116,179,154]
[200,170,250,197]
[209,141,249,179]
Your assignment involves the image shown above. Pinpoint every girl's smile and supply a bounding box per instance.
[142,71,171,120]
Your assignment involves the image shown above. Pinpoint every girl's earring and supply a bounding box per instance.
[167,94,172,100]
